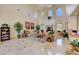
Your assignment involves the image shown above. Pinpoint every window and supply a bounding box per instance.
[48,8,53,16]
[57,8,62,16]
[34,12,38,19]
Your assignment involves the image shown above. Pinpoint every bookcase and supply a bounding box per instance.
[0,27,10,41]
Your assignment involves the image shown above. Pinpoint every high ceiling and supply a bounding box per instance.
[0,4,66,12]
[0,4,67,18]
[71,5,79,16]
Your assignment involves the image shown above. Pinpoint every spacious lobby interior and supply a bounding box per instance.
[0,4,79,55]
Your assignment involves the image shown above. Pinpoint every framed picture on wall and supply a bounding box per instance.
[31,23,34,29]
[25,22,30,29]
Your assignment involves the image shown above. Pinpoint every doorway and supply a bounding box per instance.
[57,24,63,31]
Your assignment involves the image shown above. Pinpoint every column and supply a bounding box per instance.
[77,14,79,32]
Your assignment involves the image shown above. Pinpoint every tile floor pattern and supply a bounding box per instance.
[0,37,75,55]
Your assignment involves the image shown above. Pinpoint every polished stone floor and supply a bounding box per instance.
[0,36,76,55]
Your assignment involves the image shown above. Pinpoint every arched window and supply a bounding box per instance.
[57,8,62,16]
[33,12,38,19]
[48,8,53,16]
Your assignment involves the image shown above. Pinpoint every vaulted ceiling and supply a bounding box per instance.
[0,4,66,19]
[71,5,79,16]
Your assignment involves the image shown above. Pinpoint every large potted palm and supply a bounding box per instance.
[70,40,79,52]
[14,22,23,39]
[35,24,41,32]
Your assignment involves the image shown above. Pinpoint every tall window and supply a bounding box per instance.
[57,8,62,16]
[48,8,53,17]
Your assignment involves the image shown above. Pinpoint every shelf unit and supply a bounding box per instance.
[0,27,10,41]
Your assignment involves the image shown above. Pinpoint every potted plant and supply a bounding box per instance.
[70,40,79,51]
[35,24,41,32]
[14,22,23,39]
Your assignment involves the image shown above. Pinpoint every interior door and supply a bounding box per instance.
[57,24,63,31]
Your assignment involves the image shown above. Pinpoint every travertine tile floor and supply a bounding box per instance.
[0,37,76,55]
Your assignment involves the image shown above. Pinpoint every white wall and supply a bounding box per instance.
[68,16,77,30]
[0,5,39,39]
[0,4,77,39]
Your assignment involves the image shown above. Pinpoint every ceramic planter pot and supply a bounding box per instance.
[17,34,20,39]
